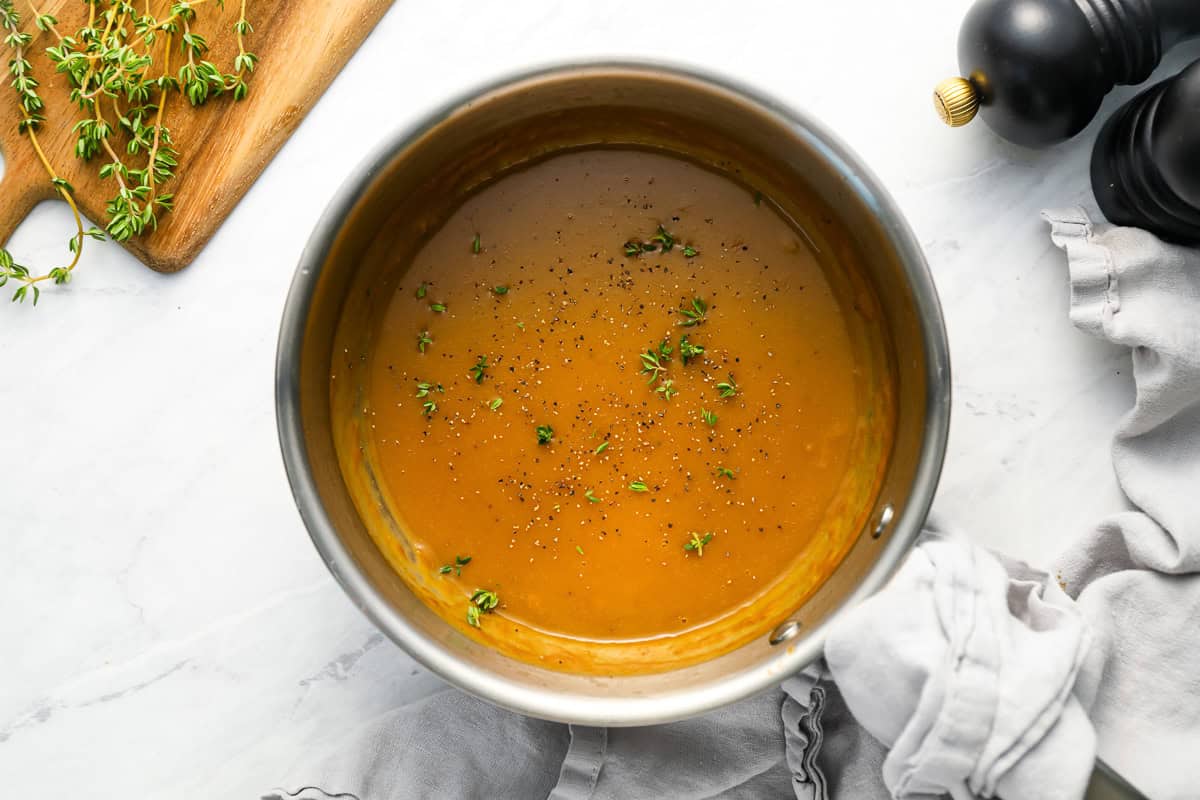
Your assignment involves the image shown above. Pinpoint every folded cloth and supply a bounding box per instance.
[826,208,1200,800]
[781,671,829,800]
[268,208,1200,800]
[825,529,1096,800]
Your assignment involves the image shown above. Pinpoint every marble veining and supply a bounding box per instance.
[2,0,1197,796]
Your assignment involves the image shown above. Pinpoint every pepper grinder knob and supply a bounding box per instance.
[933,77,980,128]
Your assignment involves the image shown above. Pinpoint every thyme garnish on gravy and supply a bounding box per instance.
[439,555,471,576]
[416,381,443,417]
[620,224,698,260]
[684,532,714,556]
[677,297,708,327]
[467,589,499,627]
[469,354,489,384]
[679,336,704,364]
[639,347,668,385]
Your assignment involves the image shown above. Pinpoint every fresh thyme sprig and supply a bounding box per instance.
[656,378,677,400]
[535,424,554,445]
[679,335,704,364]
[622,224,697,259]
[677,297,708,327]
[0,0,97,304]
[684,532,714,556]
[469,355,489,384]
[416,330,432,353]
[639,345,668,385]
[466,588,499,627]
[439,554,471,576]
[716,373,739,398]
[650,224,675,252]
[1,0,259,305]
[416,381,443,417]
[628,480,648,493]
[701,408,717,426]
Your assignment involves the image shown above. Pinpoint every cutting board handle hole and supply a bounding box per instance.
[0,143,51,250]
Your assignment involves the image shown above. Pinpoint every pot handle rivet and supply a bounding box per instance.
[769,619,802,646]
[872,503,895,540]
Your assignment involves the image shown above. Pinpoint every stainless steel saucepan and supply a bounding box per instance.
[276,62,951,727]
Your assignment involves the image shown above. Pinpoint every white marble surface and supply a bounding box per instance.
[2,1,1197,796]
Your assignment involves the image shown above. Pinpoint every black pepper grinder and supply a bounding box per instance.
[933,0,1200,244]
[1091,57,1200,243]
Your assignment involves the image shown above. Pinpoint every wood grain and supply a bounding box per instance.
[0,0,391,272]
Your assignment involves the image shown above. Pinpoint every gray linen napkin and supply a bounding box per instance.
[1046,208,1200,798]
[268,208,1200,800]
[263,678,872,800]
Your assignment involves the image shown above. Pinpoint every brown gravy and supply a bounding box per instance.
[336,147,894,673]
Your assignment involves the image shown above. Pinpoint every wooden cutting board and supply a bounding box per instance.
[0,0,392,272]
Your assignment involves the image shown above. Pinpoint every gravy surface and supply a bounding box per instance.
[342,148,894,672]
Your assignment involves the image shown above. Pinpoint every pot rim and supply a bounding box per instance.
[275,58,951,726]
